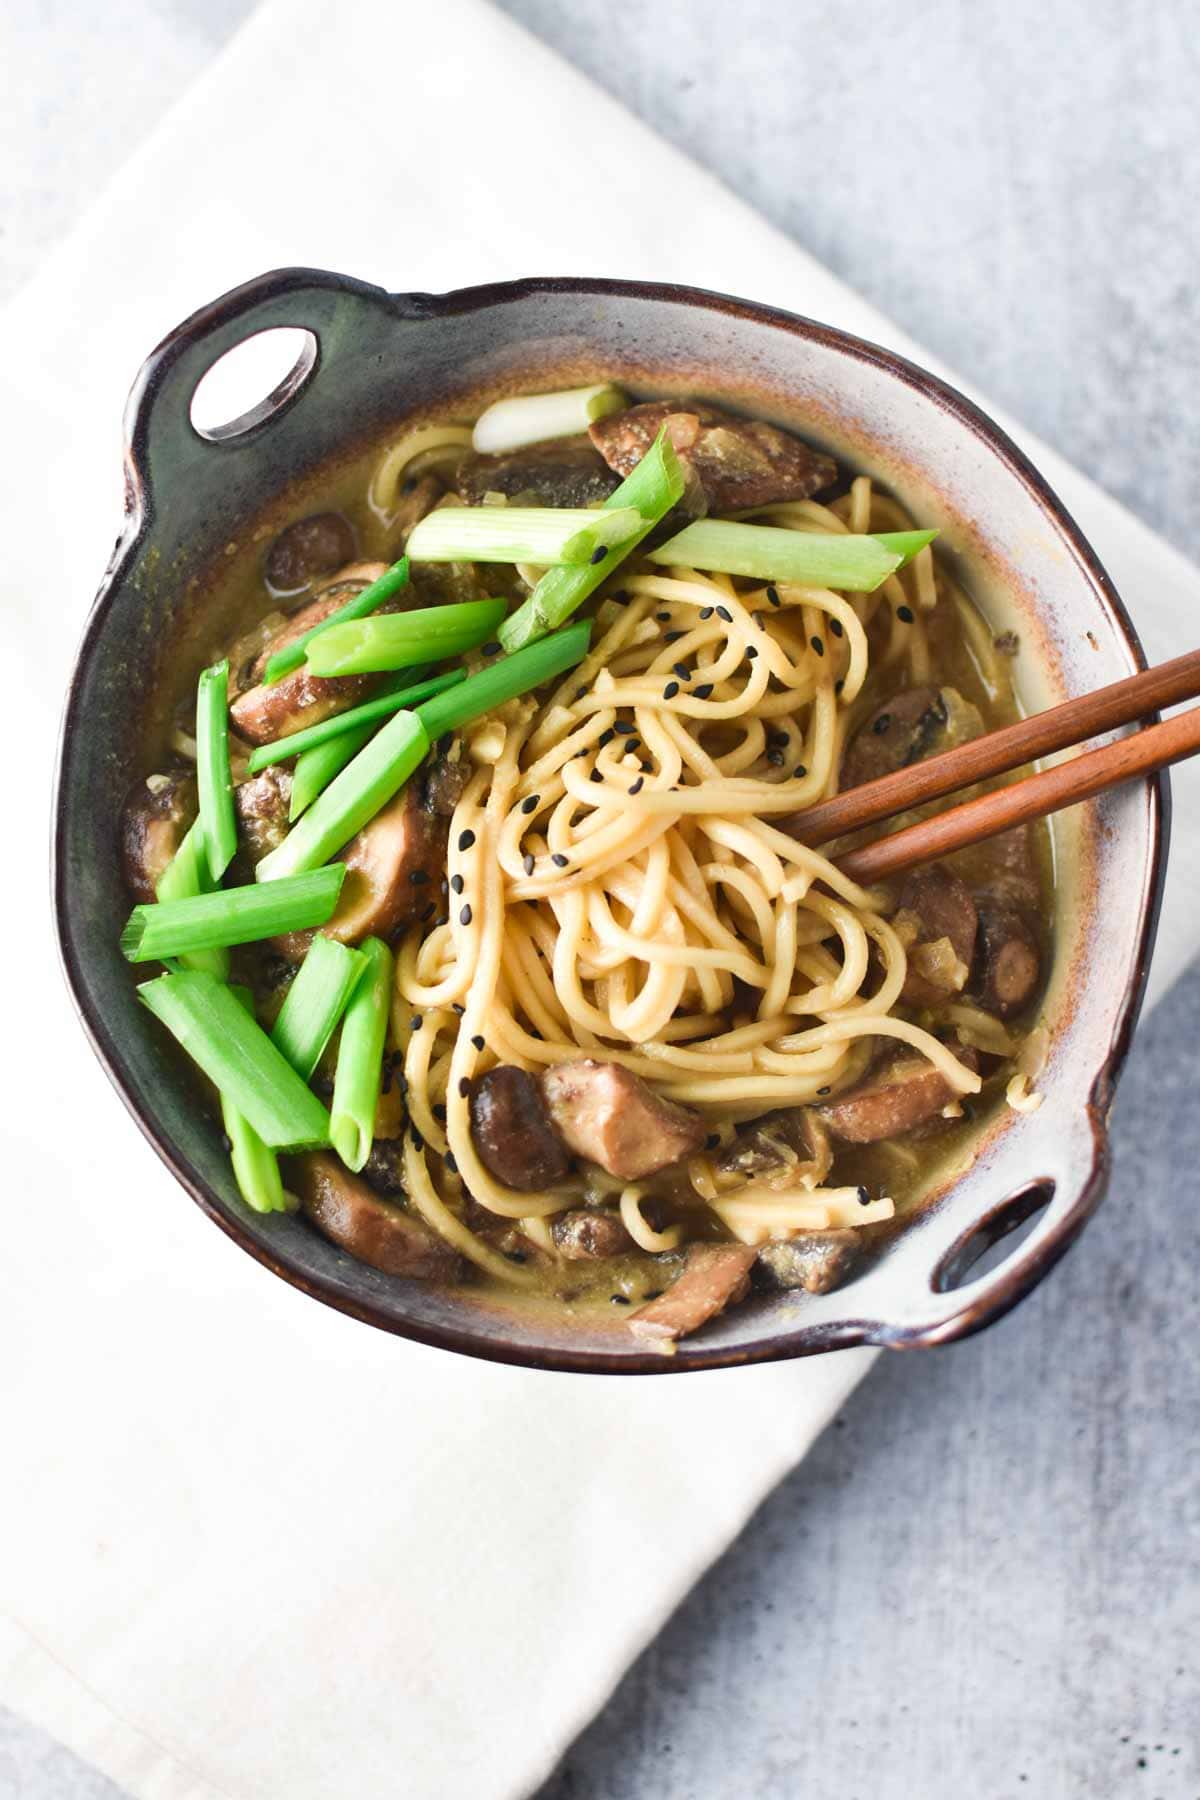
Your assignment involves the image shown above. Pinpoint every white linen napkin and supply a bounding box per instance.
[2,3,1197,1798]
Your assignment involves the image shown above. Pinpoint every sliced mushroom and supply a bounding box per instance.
[276,785,447,960]
[419,748,471,819]
[293,1152,466,1280]
[551,1208,635,1260]
[233,766,293,866]
[971,901,1041,1018]
[590,401,836,511]
[951,824,1043,914]
[469,1065,571,1191]
[893,863,978,1007]
[121,769,198,902]
[541,1060,705,1180]
[265,512,356,596]
[755,1230,862,1294]
[816,1045,979,1144]
[456,434,619,507]
[841,685,983,790]
[627,1243,757,1345]
[718,1108,832,1188]
[362,1138,406,1197]
[229,562,390,746]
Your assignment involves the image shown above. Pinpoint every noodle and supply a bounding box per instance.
[373,464,1001,1282]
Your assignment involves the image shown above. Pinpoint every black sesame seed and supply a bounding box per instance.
[471,1034,485,1051]
[411,1126,424,1150]
[458,829,476,850]
[699,606,714,621]
[857,1185,871,1206]
[767,748,784,766]
[459,904,473,926]
[673,661,690,682]
[598,728,615,748]
[551,852,570,868]
[589,545,607,566]
[419,901,436,921]
[829,617,844,638]
[574,684,588,701]
[445,1151,458,1174]
[409,868,430,885]
[663,681,680,700]
[835,678,845,695]
[664,629,685,643]
[794,764,808,778]
[450,872,464,895]
[871,713,892,735]
[811,636,825,657]
[459,1077,470,1097]
[521,793,539,814]
[655,610,671,622]
[410,1014,423,1031]
[522,852,535,875]
[766,585,781,607]
[614,720,635,735]
[610,1294,631,1306]
[624,738,641,756]
[817,1085,830,1095]
[695,683,714,700]
[716,605,733,623]
[705,1132,720,1150]
[644,1289,663,1301]
[897,604,915,623]
[482,639,501,656]
[452,1002,465,1015]
[745,645,758,660]
[589,768,603,783]
[434,914,448,927]
[432,1103,447,1122]
[629,777,644,795]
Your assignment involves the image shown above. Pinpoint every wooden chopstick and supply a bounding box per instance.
[836,700,1200,886]
[783,648,1200,849]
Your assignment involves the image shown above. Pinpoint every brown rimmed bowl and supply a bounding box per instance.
[52,268,1167,1373]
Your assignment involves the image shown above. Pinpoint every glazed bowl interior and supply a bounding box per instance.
[54,271,1164,1372]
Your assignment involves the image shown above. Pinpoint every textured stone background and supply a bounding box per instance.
[2,2,1197,1796]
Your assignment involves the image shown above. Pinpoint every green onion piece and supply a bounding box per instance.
[138,970,332,1150]
[645,522,938,591]
[271,937,366,1079]
[246,669,465,774]
[121,866,346,961]
[306,598,508,678]
[262,558,410,686]
[154,817,230,979]
[256,708,431,883]
[196,660,238,882]
[406,505,642,567]
[290,729,373,822]
[330,937,394,1171]
[415,620,592,740]
[222,987,288,1214]
[498,429,684,652]
[471,382,627,454]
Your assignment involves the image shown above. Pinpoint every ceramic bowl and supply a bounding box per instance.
[53,268,1167,1371]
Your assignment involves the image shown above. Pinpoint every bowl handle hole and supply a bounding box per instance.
[189,326,319,442]
[933,1179,1056,1293]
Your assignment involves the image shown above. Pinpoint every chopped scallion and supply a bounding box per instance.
[222,987,288,1214]
[471,382,626,454]
[498,429,684,652]
[262,558,410,685]
[271,936,365,1079]
[305,598,507,678]
[290,729,372,822]
[406,505,642,567]
[196,660,238,882]
[415,620,591,740]
[138,970,332,1150]
[645,522,937,590]
[154,817,229,979]
[246,668,465,773]
[255,708,430,882]
[330,937,393,1171]
[121,866,346,961]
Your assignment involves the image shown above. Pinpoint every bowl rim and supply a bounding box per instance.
[52,267,1169,1374]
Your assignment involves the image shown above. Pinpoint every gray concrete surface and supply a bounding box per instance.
[3,1,1198,1796]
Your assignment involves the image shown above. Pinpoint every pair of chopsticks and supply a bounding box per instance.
[783,649,1200,884]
